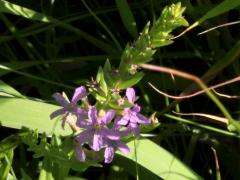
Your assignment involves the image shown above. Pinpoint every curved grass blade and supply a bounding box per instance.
[117,138,203,180]
[0,80,24,98]
[0,0,117,53]
[0,0,50,22]
[115,0,138,38]
[174,0,240,38]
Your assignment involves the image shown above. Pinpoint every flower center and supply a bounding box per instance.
[94,123,102,130]
[68,102,76,111]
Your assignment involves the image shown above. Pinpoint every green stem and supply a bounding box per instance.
[163,114,240,138]
[134,138,139,180]
[196,79,240,133]
[0,64,74,89]
[81,0,122,51]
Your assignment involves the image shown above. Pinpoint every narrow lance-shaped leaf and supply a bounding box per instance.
[0,97,71,136]
[177,0,240,36]
[0,0,50,22]
[117,138,203,180]
[115,0,138,38]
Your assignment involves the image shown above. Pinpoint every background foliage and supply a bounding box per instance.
[0,0,240,179]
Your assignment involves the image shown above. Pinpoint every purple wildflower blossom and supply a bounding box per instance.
[104,138,129,163]
[50,86,87,128]
[117,88,150,136]
[75,145,86,162]
[75,106,121,161]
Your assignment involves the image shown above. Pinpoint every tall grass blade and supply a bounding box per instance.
[115,0,138,38]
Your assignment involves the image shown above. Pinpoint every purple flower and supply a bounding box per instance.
[75,145,86,162]
[117,88,150,136]
[104,139,129,163]
[50,86,87,128]
[75,106,120,156]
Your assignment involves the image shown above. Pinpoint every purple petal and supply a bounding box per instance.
[128,124,140,136]
[71,86,87,104]
[50,108,66,119]
[122,127,131,136]
[132,104,141,113]
[88,106,98,123]
[103,128,120,140]
[76,119,92,128]
[116,116,129,126]
[129,122,138,128]
[129,113,138,124]
[101,110,115,124]
[75,130,92,144]
[116,142,130,154]
[76,108,88,119]
[76,107,83,115]
[126,88,136,103]
[52,93,69,107]
[75,146,86,162]
[136,114,151,124]
[92,132,103,151]
[104,147,114,163]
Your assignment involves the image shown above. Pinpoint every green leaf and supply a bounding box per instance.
[0,0,50,22]
[139,123,160,133]
[182,0,240,35]
[0,1,117,53]
[117,138,203,180]
[118,72,144,89]
[71,158,102,173]
[115,0,138,38]
[0,62,39,77]
[64,177,87,180]
[108,100,132,110]
[103,59,115,88]
[0,135,20,160]
[199,0,240,23]
[0,80,24,98]
[0,97,71,136]
[39,156,54,180]
[0,149,14,180]
[20,169,32,180]
[98,67,108,97]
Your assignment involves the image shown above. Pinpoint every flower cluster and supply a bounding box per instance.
[50,86,150,163]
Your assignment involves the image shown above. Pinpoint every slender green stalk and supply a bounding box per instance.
[81,0,122,51]
[0,64,74,89]
[134,139,139,180]
[4,153,17,180]
[163,114,240,138]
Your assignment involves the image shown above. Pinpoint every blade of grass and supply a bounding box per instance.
[161,40,240,119]
[0,80,24,98]
[0,0,50,22]
[0,12,48,83]
[0,0,118,54]
[115,0,138,38]
[0,54,115,76]
[0,64,74,89]
[163,113,240,138]
[0,7,119,43]
[39,157,54,180]
[141,64,240,133]
[81,0,122,51]
[173,0,240,38]
[117,138,203,180]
